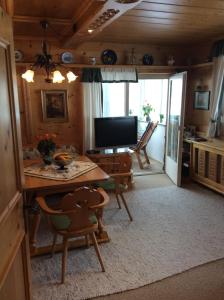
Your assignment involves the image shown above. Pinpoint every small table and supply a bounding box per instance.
[23,156,110,256]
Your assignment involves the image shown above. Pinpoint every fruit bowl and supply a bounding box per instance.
[53,152,73,169]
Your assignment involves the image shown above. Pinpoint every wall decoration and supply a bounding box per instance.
[41,90,68,122]
[61,52,74,64]
[101,49,117,65]
[15,50,24,62]
[194,91,210,110]
[142,54,153,65]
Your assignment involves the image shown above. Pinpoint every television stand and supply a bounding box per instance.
[100,147,130,154]
[86,150,133,188]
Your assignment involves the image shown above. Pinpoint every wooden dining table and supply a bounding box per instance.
[23,155,110,256]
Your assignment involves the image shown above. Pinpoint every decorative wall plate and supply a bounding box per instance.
[101,49,117,65]
[61,52,74,64]
[142,54,153,65]
[15,50,24,62]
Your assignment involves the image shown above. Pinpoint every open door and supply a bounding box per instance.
[165,72,187,186]
[0,7,31,300]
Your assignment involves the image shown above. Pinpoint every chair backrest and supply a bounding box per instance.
[36,187,109,232]
[136,121,159,150]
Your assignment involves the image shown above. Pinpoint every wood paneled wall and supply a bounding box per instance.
[14,40,190,66]
[15,39,219,148]
[16,66,84,153]
[185,64,213,134]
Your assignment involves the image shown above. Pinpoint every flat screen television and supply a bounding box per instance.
[94,116,138,149]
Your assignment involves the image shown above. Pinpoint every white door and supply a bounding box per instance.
[165,72,187,186]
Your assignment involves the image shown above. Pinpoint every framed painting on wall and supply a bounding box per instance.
[194,91,210,110]
[41,90,68,122]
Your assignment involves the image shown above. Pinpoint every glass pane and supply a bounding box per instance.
[167,78,183,162]
[129,79,168,123]
[102,83,125,117]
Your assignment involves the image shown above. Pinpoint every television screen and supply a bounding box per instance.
[94,116,138,148]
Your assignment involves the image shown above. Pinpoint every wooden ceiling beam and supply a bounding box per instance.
[14,34,58,42]
[62,0,143,48]
[13,15,72,26]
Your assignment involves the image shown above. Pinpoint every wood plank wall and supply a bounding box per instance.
[14,39,219,151]
[16,66,84,153]
[185,64,213,134]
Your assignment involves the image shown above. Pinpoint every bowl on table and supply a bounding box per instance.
[53,152,73,170]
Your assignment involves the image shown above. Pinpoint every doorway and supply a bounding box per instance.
[102,75,168,176]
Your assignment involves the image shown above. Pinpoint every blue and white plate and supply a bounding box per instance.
[15,50,24,62]
[61,52,74,64]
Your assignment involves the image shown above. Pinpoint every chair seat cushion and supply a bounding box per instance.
[50,215,71,230]
[50,213,97,230]
[95,179,126,191]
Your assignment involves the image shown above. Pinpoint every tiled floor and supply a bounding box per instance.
[130,152,164,176]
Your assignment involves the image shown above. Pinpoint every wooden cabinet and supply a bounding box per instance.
[87,151,133,188]
[191,139,224,195]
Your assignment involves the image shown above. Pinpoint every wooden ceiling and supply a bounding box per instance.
[3,0,224,46]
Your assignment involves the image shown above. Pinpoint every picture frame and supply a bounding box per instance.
[194,91,210,110]
[41,90,68,122]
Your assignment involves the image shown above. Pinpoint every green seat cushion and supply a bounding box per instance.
[50,213,97,230]
[89,214,97,224]
[50,215,71,230]
[96,179,126,191]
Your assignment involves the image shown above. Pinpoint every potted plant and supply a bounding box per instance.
[36,133,56,165]
[142,103,154,122]
[159,113,164,123]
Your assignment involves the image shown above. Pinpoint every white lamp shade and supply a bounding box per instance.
[22,69,34,82]
[52,70,65,83]
[66,71,78,83]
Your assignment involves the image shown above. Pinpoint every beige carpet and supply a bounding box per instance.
[32,182,224,300]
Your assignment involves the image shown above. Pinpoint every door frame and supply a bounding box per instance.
[164,71,187,186]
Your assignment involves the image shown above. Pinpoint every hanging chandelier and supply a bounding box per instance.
[22,21,78,84]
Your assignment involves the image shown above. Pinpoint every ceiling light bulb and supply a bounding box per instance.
[66,71,78,83]
[52,70,65,83]
[88,29,94,34]
[21,69,34,82]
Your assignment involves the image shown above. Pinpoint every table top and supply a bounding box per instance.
[23,155,109,193]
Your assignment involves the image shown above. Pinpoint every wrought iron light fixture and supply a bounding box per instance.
[22,21,78,84]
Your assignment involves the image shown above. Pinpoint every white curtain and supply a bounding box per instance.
[83,82,102,151]
[208,56,224,137]
[101,67,137,82]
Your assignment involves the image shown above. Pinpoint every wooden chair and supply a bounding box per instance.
[36,186,109,283]
[130,121,159,169]
[89,152,133,221]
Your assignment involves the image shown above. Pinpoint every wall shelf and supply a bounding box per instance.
[16,62,213,70]
[189,62,213,69]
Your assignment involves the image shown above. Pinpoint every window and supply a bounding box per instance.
[102,83,126,117]
[102,77,168,124]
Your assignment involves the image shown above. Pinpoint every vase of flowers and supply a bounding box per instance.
[37,133,56,165]
[142,103,154,122]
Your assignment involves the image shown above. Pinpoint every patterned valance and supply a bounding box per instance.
[101,67,138,83]
[81,67,138,83]
[81,68,103,82]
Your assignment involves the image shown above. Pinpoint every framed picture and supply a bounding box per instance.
[194,91,210,110]
[41,90,68,122]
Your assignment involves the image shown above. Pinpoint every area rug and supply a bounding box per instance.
[32,183,224,300]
